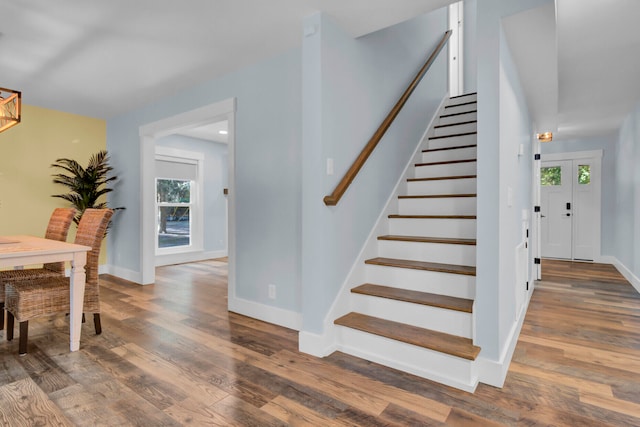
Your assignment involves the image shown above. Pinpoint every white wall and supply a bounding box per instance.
[613,102,640,284]
[301,10,449,334]
[475,0,551,366]
[497,24,534,355]
[464,0,478,93]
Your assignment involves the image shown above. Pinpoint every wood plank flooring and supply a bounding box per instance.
[0,258,639,425]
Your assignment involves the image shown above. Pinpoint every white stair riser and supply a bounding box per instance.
[388,218,476,239]
[438,111,477,126]
[448,93,477,104]
[365,264,475,299]
[443,103,476,115]
[407,178,476,195]
[427,133,477,150]
[414,162,476,178]
[377,240,476,266]
[351,294,473,338]
[421,146,477,163]
[398,197,476,215]
[335,327,477,392]
[433,122,477,137]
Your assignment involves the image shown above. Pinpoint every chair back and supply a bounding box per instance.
[43,207,76,274]
[74,209,114,285]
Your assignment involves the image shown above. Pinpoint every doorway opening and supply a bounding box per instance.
[139,98,236,288]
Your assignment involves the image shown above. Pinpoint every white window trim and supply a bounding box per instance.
[154,147,205,261]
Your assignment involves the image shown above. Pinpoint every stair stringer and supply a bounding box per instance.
[298,94,449,358]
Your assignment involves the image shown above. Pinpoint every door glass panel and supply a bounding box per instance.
[578,165,590,185]
[541,166,561,186]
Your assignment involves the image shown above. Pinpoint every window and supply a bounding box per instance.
[157,179,192,249]
[155,148,203,256]
[578,165,590,185]
[540,166,561,186]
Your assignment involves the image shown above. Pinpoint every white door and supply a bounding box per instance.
[541,158,597,260]
[541,160,572,258]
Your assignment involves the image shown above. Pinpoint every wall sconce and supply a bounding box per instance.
[0,87,22,133]
[536,132,552,143]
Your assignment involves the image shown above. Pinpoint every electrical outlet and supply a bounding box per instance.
[268,284,276,300]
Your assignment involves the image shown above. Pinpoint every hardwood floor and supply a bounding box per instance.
[1,258,639,425]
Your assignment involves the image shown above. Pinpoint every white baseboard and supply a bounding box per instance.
[602,256,640,294]
[477,286,533,388]
[102,264,144,284]
[155,250,227,267]
[298,330,337,357]
[228,295,302,331]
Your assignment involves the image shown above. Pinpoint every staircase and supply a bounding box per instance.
[333,93,481,391]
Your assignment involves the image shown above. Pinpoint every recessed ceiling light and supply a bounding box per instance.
[218,130,228,135]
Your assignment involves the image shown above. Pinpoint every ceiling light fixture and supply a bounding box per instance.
[0,87,21,133]
[218,130,228,135]
[536,132,552,143]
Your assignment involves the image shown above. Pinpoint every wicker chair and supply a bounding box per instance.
[5,208,113,354]
[0,207,76,330]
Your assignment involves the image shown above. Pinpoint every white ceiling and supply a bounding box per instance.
[3,0,639,140]
[504,0,640,140]
[0,0,454,119]
[177,120,228,144]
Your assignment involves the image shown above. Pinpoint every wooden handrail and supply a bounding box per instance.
[323,30,452,206]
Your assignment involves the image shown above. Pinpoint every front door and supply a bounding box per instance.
[541,158,597,260]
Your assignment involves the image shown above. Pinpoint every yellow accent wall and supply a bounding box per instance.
[0,104,108,263]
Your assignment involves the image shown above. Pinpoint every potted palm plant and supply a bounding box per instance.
[51,150,124,227]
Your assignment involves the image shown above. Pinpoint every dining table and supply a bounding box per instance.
[0,235,91,352]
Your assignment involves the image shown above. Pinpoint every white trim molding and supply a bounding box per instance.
[229,296,302,331]
[600,255,640,294]
[139,97,236,287]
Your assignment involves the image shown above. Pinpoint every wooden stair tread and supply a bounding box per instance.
[334,312,480,360]
[423,144,476,153]
[378,235,476,245]
[388,214,476,219]
[440,110,477,119]
[429,131,476,140]
[449,92,477,99]
[445,100,477,108]
[407,175,476,182]
[398,194,476,199]
[352,283,474,312]
[415,159,476,167]
[365,257,476,276]
[433,120,477,129]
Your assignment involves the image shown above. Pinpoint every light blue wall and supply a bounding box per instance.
[464,0,478,93]
[107,48,302,312]
[156,135,228,253]
[301,10,449,333]
[497,25,533,354]
[541,133,617,256]
[613,103,640,277]
[476,0,551,360]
